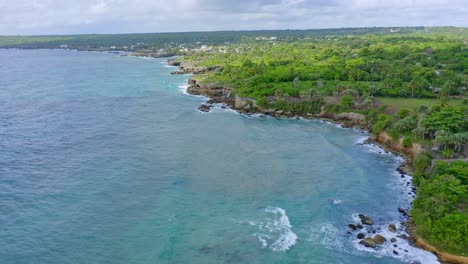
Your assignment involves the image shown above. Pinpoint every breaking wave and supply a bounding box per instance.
[246,206,298,252]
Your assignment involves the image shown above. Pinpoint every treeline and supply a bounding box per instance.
[188,32,467,99]
[0,27,427,49]
[411,160,467,255]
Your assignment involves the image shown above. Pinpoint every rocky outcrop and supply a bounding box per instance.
[388,224,397,233]
[358,214,374,225]
[373,234,387,244]
[415,236,468,264]
[360,237,377,248]
[318,111,368,130]
[173,61,222,75]
[187,78,233,101]
[374,131,423,160]
[198,104,212,112]
[167,59,181,67]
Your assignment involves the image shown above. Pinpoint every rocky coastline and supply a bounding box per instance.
[168,59,468,264]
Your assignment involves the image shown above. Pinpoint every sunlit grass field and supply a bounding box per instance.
[377,97,464,110]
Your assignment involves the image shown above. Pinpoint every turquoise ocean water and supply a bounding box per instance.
[0,49,439,263]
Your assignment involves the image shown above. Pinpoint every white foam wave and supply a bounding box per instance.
[307,223,351,253]
[333,199,343,205]
[307,219,439,263]
[349,215,439,263]
[178,83,189,95]
[354,135,370,145]
[247,206,298,252]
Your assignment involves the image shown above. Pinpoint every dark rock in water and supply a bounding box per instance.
[408,236,416,243]
[358,214,374,225]
[356,224,363,229]
[373,234,386,244]
[198,104,212,112]
[390,238,397,243]
[393,250,399,255]
[199,246,215,254]
[396,167,405,175]
[388,224,397,233]
[359,237,376,248]
[357,233,365,239]
[404,250,408,252]
[398,208,407,215]
[170,70,184,75]
[393,244,398,247]
[397,234,408,240]
[348,224,357,231]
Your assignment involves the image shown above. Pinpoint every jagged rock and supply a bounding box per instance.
[397,234,408,240]
[348,224,357,230]
[359,237,376,248]
[275,110,284,115]
[198,104,211,112]
[356,224,363,229]
[359,214,374,225]
[373,234,386,244]
[393,250,399,255]
[408,236,416,244]
[390,238,397,243]
[398,208,407,215]
[167,59,180,66]
[357,233,365,239]
[263,109,276,115]
[388,224,397,233]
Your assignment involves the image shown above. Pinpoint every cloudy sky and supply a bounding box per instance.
[0,0,466,35]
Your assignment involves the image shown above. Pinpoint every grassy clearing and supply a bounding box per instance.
[377,97,463,111]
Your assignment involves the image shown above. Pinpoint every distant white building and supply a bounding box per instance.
[256,36,277,41]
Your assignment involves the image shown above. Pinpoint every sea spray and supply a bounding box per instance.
[246,207,298,251]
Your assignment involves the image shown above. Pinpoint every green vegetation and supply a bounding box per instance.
[183,28,467,102]
[412,161,467,255]
[378,97,463,111]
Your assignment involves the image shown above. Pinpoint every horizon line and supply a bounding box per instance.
[1,25,466,37]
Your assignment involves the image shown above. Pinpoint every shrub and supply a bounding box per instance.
[413,153,432,174]
[256,97,269,108]
[343,89,359,97]
[340,95,354,108]
[396,109,410,119]
[372,114,394,133]
[387,128,400,141]
[402,137,413,148]
[394,116,418,133]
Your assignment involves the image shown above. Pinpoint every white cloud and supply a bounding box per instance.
[0,0,466,35]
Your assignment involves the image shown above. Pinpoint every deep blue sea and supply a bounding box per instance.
[0,49,439,264]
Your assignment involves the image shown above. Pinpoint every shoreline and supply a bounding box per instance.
[169,60,467,264]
